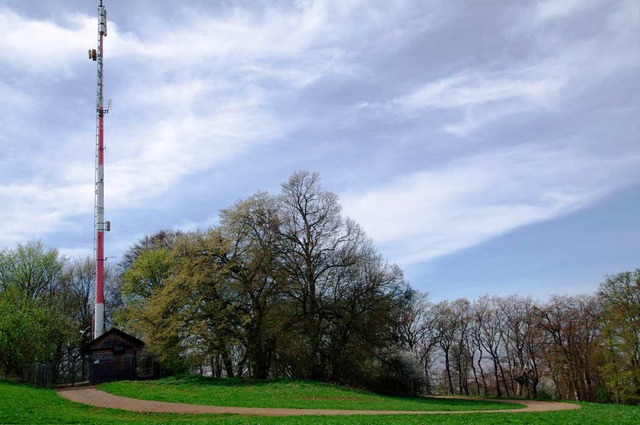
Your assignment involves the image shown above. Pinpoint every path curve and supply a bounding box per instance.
[56,386,581,416]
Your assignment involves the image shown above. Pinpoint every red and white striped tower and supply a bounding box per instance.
[89,0,109,339]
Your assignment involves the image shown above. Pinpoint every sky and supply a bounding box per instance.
[0,0,638,302]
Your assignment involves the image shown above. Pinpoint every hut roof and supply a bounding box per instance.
[86,328,145,352]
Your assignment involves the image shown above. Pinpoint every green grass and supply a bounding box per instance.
[99,375,520,411]
[0,379,638,424]
[0,380,210,424]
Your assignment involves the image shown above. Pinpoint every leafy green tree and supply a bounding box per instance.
[122,248,173,300]
[119,230,183,271]
[218,193,286,379]
[0,286,52,376]
[117,248,175,357]
[0,241,85,380]
[0,241,63,298]
[167,230,244,376]
[599,269,640,404]
[116,172,411,386]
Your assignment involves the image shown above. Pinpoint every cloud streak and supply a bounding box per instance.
[0,7,93,76]
[342,144,640,265]
[0,1,399,247]
[0,0,637,301]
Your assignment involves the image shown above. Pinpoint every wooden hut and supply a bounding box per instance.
[86,328,145,384]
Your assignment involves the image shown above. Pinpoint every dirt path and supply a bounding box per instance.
[56,386,581,416]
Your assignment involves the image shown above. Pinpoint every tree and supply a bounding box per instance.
[119,230,183,271]
[0,286,52,376]
[64,257,94,334]
[276,171,410,383]
[0,241,88,381]
[322,246,411,386]
[277,171,363,379]
[433,301,458,394]
[474,295,509,397]
[117,246,182,370]
[218,193,286,379]
[598,269,640,404]
[0,241,63,298]
[115,171,411,387]
[537,295,602,401]
[395,291,440,394]
[499,295,543,398]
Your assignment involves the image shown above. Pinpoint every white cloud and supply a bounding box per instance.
[341,144,640,265]
[0,179,92,245]
[0,7,94,76]
[396,68,566,137]
[394,0,639,137]
[0,1,366,247]
[106,109,276,208]
[91,0,423,210]
[0,0,637,292]
[398,71,564,111]
[536,0,604,21]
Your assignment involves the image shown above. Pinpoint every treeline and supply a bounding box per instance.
[0,171,638,403]
[399,286,639,404]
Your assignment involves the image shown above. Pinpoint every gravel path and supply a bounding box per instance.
[56,386,581,416]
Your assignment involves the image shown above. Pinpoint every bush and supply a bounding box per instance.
[368,351,426,396]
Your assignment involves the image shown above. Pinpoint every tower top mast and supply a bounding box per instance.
[89,0,109,339]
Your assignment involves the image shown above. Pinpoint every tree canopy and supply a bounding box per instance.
[116,172,412,387]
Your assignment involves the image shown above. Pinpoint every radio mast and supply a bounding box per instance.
[89,0,109,339]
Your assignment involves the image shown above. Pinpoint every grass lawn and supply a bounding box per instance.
[0,379,638,424]
[99,375,521,411]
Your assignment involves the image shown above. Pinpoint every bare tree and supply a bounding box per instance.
[277,171,362,380]
[474,296,510,397]
[395,291,440,394]
[536,295,602,401]
[499,295,543,398]
[433,301,459,394]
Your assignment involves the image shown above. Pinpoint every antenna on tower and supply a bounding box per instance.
[90,0,109,340]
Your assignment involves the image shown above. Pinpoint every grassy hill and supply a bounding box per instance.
[1,378,639,424]
[99,375,520,411]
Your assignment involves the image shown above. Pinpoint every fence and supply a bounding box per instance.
[22,354,160,387]
[21,362,52,387]
[22,357,90,388]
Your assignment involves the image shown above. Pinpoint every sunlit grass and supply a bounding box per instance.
[100,375,521,411]
[1,379,638,424]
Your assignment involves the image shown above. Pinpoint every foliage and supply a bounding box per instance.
[0,286,52,374]
[0,240,63,297]
[0,242,91,380]
[117,172,411,388]
[598,269,640,404]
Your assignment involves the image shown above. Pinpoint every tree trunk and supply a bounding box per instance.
[493,357,502,397]
[444,349,454,394]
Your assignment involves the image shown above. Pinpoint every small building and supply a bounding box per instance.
[86,328,145,384]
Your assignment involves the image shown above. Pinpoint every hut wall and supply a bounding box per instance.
[89,330,142,384]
